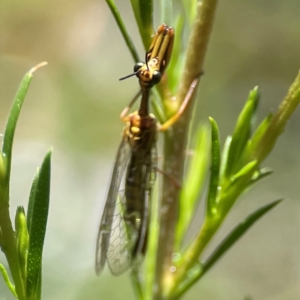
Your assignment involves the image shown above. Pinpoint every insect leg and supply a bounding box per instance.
[157,77,199,131]
[153,166,181,189]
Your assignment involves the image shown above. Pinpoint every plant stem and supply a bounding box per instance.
[106,0,140,62]
[175,0,219,112]
[154,0,219,298]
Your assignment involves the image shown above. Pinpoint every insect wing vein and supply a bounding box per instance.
[95,138,132,275]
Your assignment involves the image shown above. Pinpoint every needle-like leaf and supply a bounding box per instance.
[26,150,52,300]
[202,199,282,276]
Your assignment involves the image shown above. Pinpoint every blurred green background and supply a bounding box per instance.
[1,1,300,299]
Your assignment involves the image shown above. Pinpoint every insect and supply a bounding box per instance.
[95,24,198,276]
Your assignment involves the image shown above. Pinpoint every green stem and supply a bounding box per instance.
[105,0,140,62]
[154,0,219,298]
[173,0,219,114]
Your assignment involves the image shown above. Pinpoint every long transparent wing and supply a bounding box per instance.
[95,137,132,275]
[106,192,132,275]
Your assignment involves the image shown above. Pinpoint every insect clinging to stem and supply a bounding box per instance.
[95,24,199,276]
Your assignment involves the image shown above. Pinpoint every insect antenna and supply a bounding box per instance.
[119,70,140,81]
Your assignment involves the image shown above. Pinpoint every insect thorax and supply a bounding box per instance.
[124,111,157,144]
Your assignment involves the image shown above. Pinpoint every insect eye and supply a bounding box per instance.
[152,71,161,85]
[134,62,144,73]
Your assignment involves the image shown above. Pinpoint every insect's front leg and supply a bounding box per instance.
[157,75,201,131]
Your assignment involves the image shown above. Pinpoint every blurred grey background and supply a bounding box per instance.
[1,0,300,299]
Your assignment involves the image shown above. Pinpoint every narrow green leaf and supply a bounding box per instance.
[173,199,283,300]
[160,0,173,26]
[202,199,282,276]
[225,87,259,177]
[26,150,52,300]
[252,71,300,163]
[0,223,3,248]
[1,62,47,187]
[0,153,5,186]
[176,125,210,247]
[207,117,221,217]
[230,160,258,183]
[0,263,18,298]
[27,168,39,233]
[167,14,184,93]
[219,135,232,180]
[248,167,273,187]
[243,113,273,162]
[144,181,164,300]
[181,0,197,27]
[138,0,153,29]
[15,206,29,282]
[37,274,41,299]
[130,0,154,49]
[0,63,46,300]
[250,113,273,149]
[105,0,140,62]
